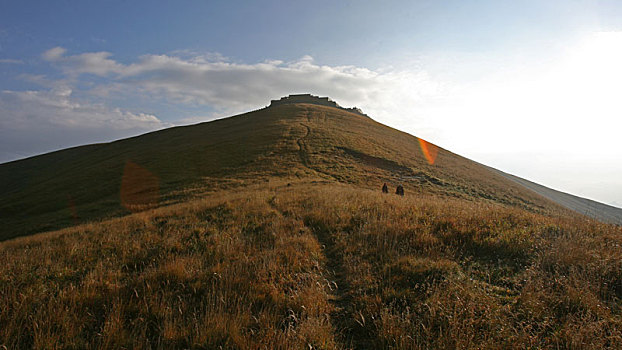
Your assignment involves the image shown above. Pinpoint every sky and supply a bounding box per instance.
[1,0,622,207]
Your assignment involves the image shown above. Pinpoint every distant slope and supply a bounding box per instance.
[492,167,622,225]
[0,108,292,239]
[1,101,567,240]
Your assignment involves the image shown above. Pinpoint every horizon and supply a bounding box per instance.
[1,0,621,207]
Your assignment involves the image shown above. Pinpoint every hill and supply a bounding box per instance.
[2,96,622,348]
[1,97,568,240]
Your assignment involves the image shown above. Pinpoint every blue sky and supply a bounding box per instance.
[1,0,622,206]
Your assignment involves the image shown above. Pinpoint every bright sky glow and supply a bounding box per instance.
[1,0,621,206]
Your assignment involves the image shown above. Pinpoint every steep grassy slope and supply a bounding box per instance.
[2,182,621,349]
[1,103,563,240]
[0,108,287,239]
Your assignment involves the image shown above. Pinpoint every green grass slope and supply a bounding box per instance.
[1,103,562,240]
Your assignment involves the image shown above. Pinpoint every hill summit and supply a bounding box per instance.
[270,93,368,116]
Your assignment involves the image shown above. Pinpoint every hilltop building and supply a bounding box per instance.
[270,94,339,108]
[269,94,369,117]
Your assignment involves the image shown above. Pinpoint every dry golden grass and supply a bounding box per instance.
[1,181,621,349]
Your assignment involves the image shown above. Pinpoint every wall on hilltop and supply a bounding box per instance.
[269,94,340,108]
[269,94,369,117]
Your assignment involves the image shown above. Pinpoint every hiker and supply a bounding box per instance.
[382,183,388,193]
[395,184,404,196]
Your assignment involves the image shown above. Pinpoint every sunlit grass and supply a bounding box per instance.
[1,181,621,348]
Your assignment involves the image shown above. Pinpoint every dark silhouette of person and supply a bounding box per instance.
[382,183,389,193]
[396,184,404,196]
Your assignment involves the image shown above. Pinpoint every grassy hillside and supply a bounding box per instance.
[0,108,287,239]
[1,103,563,240]
[2,181,621,349]
[2,101,621,348]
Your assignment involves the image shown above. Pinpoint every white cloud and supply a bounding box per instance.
[0,85,166,163]
[0,58,23,64]
[42,47,67,61]
[43,46,123,76]
[38,47,446,134]
[0,87,162,130]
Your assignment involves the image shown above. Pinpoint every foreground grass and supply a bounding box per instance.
[1,181,621,349]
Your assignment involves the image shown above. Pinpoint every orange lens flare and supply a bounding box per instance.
[120,161,160,212]
[66,194,78,223]
[418,138,439,165]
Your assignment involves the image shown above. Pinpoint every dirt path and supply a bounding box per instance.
[304,218,377,349]
[296,122,311,166]
[293,119,338,181]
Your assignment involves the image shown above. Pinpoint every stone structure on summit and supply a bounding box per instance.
[270,94,338,108]
[269,94,369,117]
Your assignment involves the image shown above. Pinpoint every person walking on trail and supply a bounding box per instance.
[396,184,404,196]
[382,183,389,193]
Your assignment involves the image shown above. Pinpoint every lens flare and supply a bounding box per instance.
[66,194,78,223]
[120,161,160,212]
[418,138,439,165]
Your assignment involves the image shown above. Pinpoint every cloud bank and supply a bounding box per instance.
[41,47,444,125]
[0,83,165,162]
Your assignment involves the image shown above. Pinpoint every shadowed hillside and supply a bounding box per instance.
[1,101,566,240]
